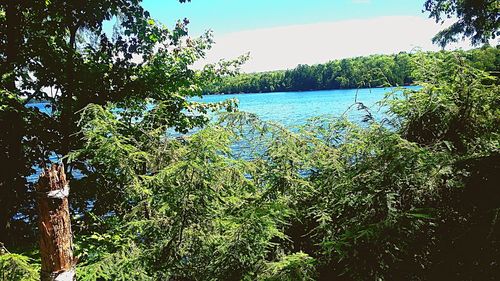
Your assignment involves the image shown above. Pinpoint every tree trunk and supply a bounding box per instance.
[36,164,75,281]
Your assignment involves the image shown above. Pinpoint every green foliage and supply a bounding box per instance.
[424,0,499,47]
[385,50,500,153]
[2,1,499,279]
[206,52,413,94]
[71,107,291,280]
[0,0,245,248]
[205,47,499,94]
[67,50,499,280]
[0,253,39,281]
[76,243,152,281]
[258,252,316,281]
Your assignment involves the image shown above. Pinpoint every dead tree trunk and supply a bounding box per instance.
[35,164,75,281]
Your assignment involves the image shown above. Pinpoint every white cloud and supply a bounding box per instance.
[195,16,479,73]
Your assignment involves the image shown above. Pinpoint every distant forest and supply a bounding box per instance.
[205,46,499,94]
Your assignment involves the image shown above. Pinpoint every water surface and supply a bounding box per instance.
[193,87,417,126]
[29,87,417,126]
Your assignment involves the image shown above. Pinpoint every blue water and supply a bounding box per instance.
[28,87,417,127]
[193,87,416,126]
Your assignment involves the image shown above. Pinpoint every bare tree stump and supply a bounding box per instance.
[36,164,75,281]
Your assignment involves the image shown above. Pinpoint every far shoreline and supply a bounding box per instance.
[202,83,417,97]
[27,84,419,104]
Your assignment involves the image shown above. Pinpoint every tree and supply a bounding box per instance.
[205,48,499,94]
[424,0,500,47]
[0,0,242,249]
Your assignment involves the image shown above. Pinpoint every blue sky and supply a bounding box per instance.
[137,0,474,72]
[142,0,427,36]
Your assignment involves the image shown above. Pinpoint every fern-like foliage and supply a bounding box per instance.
[0,253,39,281]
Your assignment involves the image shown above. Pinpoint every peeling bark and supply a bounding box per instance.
[36,164,75,281]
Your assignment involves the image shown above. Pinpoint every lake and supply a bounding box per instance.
[193,86,416,126]
[29,86,417,127]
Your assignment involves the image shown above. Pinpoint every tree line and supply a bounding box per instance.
[206,46,499,94]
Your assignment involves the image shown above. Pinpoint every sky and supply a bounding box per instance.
[140,0,477,72]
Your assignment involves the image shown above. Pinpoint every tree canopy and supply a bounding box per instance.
[424,0,500,47]
[206,47,499,94]
[0,0,243,249]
